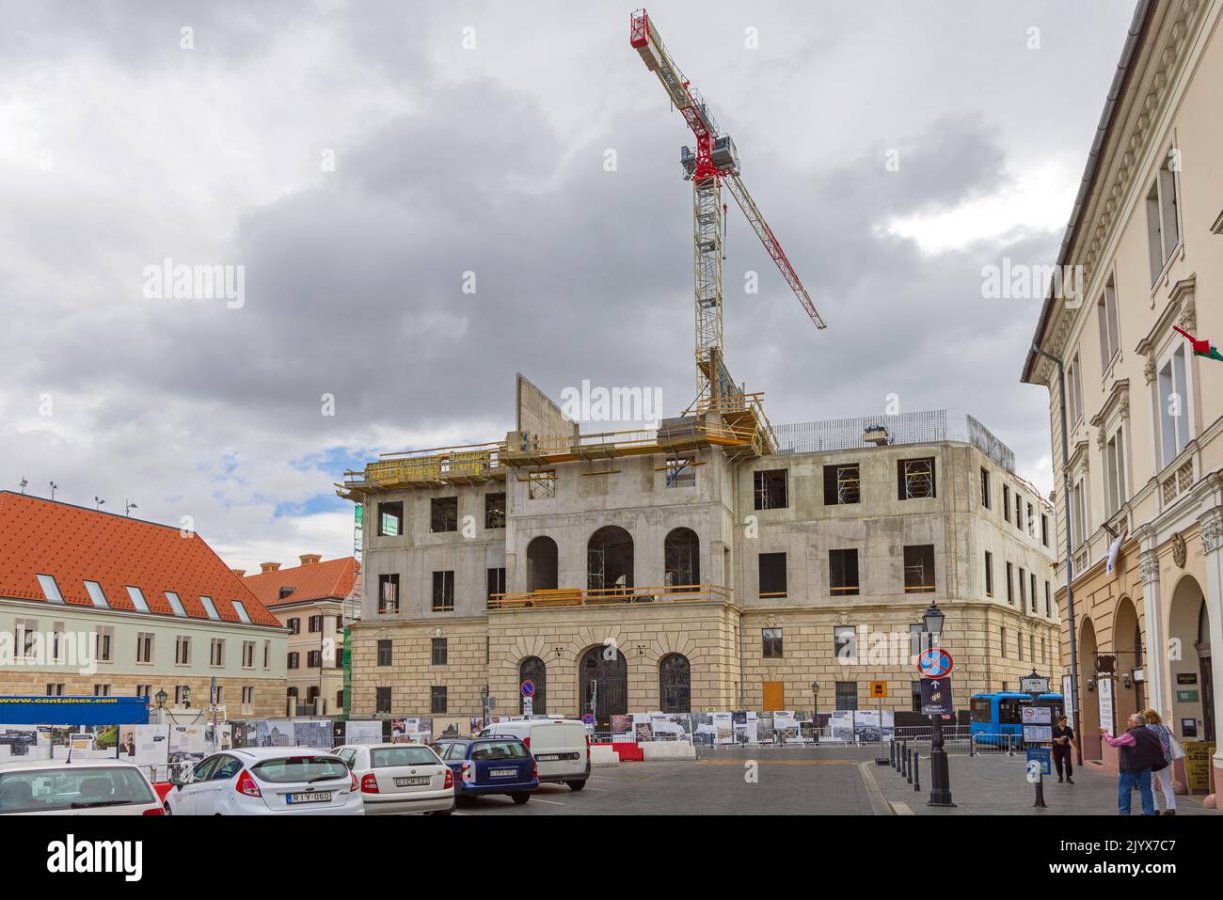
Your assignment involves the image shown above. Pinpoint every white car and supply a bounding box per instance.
[333,743,454,815]
[164,748,363,816]
[480,718,591,790]
[0,758,163,816]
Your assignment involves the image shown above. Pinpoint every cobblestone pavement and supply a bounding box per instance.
[457,746,879,815]
[453,743,1216,816]
[870,748,1215,816]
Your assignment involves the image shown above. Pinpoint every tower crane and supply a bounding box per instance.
[630,9,825,417]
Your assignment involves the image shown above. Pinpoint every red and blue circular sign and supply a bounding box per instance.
[917,648,954,679]
[520,680,536,698]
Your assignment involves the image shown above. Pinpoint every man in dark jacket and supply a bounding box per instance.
[1100,713,1164,815]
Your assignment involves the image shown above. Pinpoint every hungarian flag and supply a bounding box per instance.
[1174,325,1223,362]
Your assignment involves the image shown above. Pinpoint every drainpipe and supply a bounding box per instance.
[1032,343,1084,766]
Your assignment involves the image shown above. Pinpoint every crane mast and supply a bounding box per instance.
[630,9,824,412]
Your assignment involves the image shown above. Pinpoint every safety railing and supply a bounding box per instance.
[489,583,733,610]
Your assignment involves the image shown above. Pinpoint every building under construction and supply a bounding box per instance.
[340,377,1058,726]
[339,11,1058,724]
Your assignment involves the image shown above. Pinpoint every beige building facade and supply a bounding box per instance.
[1023,0,1222,792]
[243,555,358,717]
[345,380,1057,726]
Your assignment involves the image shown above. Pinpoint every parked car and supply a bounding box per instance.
[164,748,363,816]
[432,737,538,804]
[0,758,163,815]
[479,718,590,790]
[332,743,454,815]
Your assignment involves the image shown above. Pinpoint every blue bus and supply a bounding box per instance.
[969,692,1064,746]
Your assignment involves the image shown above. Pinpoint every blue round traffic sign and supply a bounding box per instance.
[918,648,954,679]
[520,680,535,698]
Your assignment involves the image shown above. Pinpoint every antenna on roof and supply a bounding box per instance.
[49,481,58,500]
[19,477,28,494]
[125,499,138,517]
[94,496,106,511]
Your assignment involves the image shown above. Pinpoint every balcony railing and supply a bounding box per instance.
[488,583,732,609]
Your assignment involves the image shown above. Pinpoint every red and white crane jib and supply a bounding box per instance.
[630,8,826,329]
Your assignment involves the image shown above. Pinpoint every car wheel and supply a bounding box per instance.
[566,780,586,791]
[511,792,530,805]
[429,807,455,816]
[162,802,172,815]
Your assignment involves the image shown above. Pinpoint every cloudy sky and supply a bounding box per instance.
[1,0,1137,571]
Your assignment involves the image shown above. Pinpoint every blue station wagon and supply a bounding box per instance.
[432,737,538,805]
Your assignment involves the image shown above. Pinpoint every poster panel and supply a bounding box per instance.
[345,721,383,745]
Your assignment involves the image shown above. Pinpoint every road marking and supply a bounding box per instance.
[583,786,610,792]
[531,797,567,805]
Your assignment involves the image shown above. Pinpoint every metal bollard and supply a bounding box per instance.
[901,744,908,778]
[913,752,921,792]
[906,747,913,785]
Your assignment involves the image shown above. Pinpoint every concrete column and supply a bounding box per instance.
[1138,548,1166,717]
[1196,506,1223,806]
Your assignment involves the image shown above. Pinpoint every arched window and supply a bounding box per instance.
[664,528,700,591]
[526,536,558,592]
[519,656,547,715]
[659,653,691,713]
[588,526,634,592]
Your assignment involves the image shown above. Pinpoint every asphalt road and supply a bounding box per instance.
[455,747,883,815]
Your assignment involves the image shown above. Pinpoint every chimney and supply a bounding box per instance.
[260,562,281,573]
[299,554,322,566]
[230,568,246,578]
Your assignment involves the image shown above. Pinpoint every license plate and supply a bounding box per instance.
[395,776,431,787]
[534,753,577,761]
[489,768,518,777]
[286,791,331,804]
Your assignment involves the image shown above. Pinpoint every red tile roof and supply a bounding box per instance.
[244,556,358,608]
[0,492,281,627]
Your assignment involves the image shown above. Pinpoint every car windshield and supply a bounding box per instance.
[371,746,438,768]
[471,741,527,761]
[250,756,349,784]
[0,767,154,813]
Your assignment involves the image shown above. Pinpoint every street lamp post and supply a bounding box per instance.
[811,681,820,745]
[922,601,955,807]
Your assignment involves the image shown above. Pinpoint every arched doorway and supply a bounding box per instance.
[1113,597,1143,715]
[588,526,634,593]
[579,645,627,731]
[519,657,547,715]
[526,536,558,592]
[1169,575,1213,741]
[664,528,700,591]
[1079,618,1100,759]
[659,653,691,713]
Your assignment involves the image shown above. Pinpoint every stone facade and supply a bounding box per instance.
[347,401,1058,723]
[1023,0,1223,792]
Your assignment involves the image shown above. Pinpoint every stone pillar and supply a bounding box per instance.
[1138,548,1166,717]
[1196,507,1223,807]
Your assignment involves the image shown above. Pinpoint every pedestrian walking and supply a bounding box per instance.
[1100,713,1166,816]
[1051,715,1075,783]
[1142,709,1177,816]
